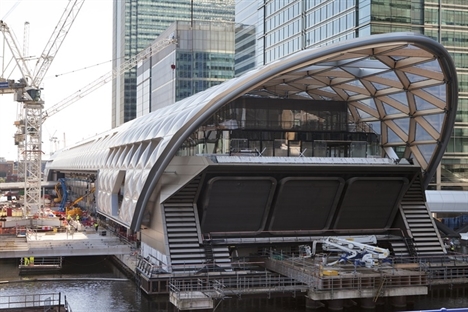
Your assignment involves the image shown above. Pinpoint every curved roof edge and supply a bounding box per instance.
[426,191,468,213]
[130,32,458,230]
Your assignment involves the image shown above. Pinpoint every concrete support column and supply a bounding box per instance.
[392,296,407,308]
[327,299,344,311]
[360,298,376,309]
[305,297,324,309]
[343,299,357,308]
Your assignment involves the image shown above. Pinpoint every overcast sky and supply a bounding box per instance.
[0,0,113,161]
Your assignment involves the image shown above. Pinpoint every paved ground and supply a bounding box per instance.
[0,225,133,259]
[26,229,107,241]
[0,307,67,311]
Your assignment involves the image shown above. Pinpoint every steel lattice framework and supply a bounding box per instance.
[23,100,44,215]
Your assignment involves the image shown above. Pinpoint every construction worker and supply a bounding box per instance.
[94,222,98,232]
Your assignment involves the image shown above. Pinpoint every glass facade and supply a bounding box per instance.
[136,22,235,114]
[113,0,235,127]
[234,0,468,190]
[176,51,235,101]
[177,97,379,158]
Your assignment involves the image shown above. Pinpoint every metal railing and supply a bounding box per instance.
[0,292,66,310]
[264,249,468,290]
[169,271,307,300]
[19,256,62,268]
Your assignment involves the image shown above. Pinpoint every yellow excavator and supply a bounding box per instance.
[65,187,96,218]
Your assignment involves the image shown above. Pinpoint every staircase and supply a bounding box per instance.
[397,174,446,257]
[163,176,231,273]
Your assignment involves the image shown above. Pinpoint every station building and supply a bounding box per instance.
[45,33,457,293]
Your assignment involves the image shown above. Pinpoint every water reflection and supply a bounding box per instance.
[1,257,467,312]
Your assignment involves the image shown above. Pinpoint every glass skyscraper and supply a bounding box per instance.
[136,21,235,116]
[112,0,235,128]
[235,0,468,190]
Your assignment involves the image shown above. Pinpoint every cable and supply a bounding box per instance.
[53,59,113,78]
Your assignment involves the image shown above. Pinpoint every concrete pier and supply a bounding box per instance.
[392,295,407,308]
[327,299,344,311]
[169,291,213,310]
[305,297,324,309]
[360,297,376,309]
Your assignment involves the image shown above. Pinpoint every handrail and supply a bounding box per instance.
[0,292,65,310]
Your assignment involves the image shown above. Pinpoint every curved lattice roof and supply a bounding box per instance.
[132,32,457,229]
[45,33,457,230]
[253,38,455,177]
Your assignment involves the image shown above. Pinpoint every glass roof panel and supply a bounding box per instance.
[406,72,429,83]
[387,127,404,143]
[295,91,313,99]
[414,94,438,110]
[355,108,372,119]
[415,123,434,141]
[422,85,446,102]
[382,102,403,115]
[357,67,389,77]
[318,86,336,94]
[422,113,444,134]
[388,92,409,106]
[360,98,377,110]
[366,121,381,135]
[417,144,437,164]
[344,89,359,96]
[346,79,366,88]
[391,56,407,61]
[393,118,410,136]
[371,82,391,91]
[414,59,441,73]
[374,70,400,82]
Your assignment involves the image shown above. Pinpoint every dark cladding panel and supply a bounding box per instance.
[200,177,276,233]
[333,178,408,230]
[268,177,344,232]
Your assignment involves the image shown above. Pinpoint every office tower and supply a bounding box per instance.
[112,0,235,128]
[136,21,235,116]
[235,0,468,190]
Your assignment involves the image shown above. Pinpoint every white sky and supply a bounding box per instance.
[0,0,113,161]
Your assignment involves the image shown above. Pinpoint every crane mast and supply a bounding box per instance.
[0,0,85,217]
[2,2,176,218]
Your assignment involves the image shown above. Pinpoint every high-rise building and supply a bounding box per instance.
[112,0,235,128]
[235,0,468,190]
[136,21,235,115]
